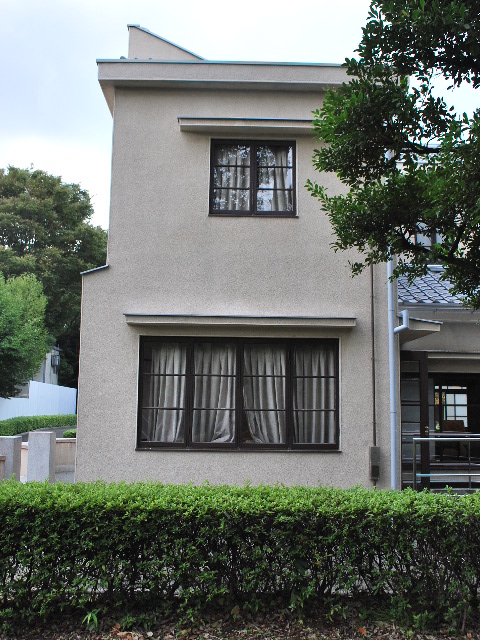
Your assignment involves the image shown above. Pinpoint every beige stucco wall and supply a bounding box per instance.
[127,26,201,61]
[77,78,392,488]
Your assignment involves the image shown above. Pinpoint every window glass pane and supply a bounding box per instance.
[144,342,186,376]
[243,345,286,443]
[213,189,250,211]
[194,343,236,376]
[293,345,337,443]
[257,168,292,190]
[244,411,286,444]
[140,408,185,443]
[243,377,286,410]
[192,410,235,443]
[257,145,293,167]
[192,343,236,443]
[142,374,186,408]
[214,145,250,166]
[294,410,336,444]
[401,380,420,402]
[402,405,421,422]
[194,376,235,409]
[256,190,293,212]
[401,422,421,434]
[141,343,186,443]
[214,166,250,189]
[294,377,335,411]
[294,344,336,378]
[401,361,419,373]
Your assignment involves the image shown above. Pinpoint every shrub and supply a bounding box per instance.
[0,483,478,629]
[61,429,77,438]
[0,414,76,437]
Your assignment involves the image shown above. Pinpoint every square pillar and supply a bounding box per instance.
[27,431,56,483]
[0,436,22,480]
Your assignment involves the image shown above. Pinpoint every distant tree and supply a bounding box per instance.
[307,0,480,307]
[0,274,49,398]
[0,166,108,386]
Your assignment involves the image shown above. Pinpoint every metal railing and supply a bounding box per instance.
[412,436,480,491]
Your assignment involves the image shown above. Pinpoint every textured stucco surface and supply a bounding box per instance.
[78,43,394,488]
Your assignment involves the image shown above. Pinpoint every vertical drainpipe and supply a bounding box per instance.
[371,265,377,447]
[387,259,409,490]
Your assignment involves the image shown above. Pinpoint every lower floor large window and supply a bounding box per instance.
[138,338,339,450]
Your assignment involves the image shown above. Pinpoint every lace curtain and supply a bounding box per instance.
[213,144,292,213]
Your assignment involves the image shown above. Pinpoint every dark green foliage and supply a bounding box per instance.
[61,428,77,438]
[0,414,76,436]
[308,0,480,307]
[0,167,107,386]
[0,483,478,630]
[0,274,49,397]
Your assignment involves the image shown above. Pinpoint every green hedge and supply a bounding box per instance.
[0,483,479,629]
[0,414,76,436]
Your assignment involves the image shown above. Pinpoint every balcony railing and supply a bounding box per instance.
[412,436,480,491]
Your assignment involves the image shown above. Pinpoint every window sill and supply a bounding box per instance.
[136,446,342,453]
[209,211,298,218]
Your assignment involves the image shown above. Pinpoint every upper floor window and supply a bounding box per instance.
[210,141,295,216]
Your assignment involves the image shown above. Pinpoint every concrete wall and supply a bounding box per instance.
[77,69,393,488]
[0,381,77,422]
[21,438,76,483]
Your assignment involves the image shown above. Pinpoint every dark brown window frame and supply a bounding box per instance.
[137,337,339,451]
[209,140,296,217]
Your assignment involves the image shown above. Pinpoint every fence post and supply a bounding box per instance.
[0,436,22,480]
[27,431,56,483]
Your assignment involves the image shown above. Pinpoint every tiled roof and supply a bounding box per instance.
[398,268,462,305]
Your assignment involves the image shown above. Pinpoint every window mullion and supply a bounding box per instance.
[185,343,194,448]
[235,341,242,448]
[251,143,256,215]
[286,342,294,449]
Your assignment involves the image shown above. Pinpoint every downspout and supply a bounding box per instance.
[387,259,409,490]
[370,264,377,448]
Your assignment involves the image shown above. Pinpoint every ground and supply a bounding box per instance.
[2,608,480,640]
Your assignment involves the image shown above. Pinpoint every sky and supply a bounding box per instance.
[1,0,477,229]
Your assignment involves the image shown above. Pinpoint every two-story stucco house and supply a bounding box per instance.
[76,26,480,490]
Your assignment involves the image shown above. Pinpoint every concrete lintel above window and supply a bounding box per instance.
[178,117,313,136]
[124,314,356,330]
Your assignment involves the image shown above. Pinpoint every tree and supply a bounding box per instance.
[307,0,480,307]
[0,274,49,398]
[0,167,108,386]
